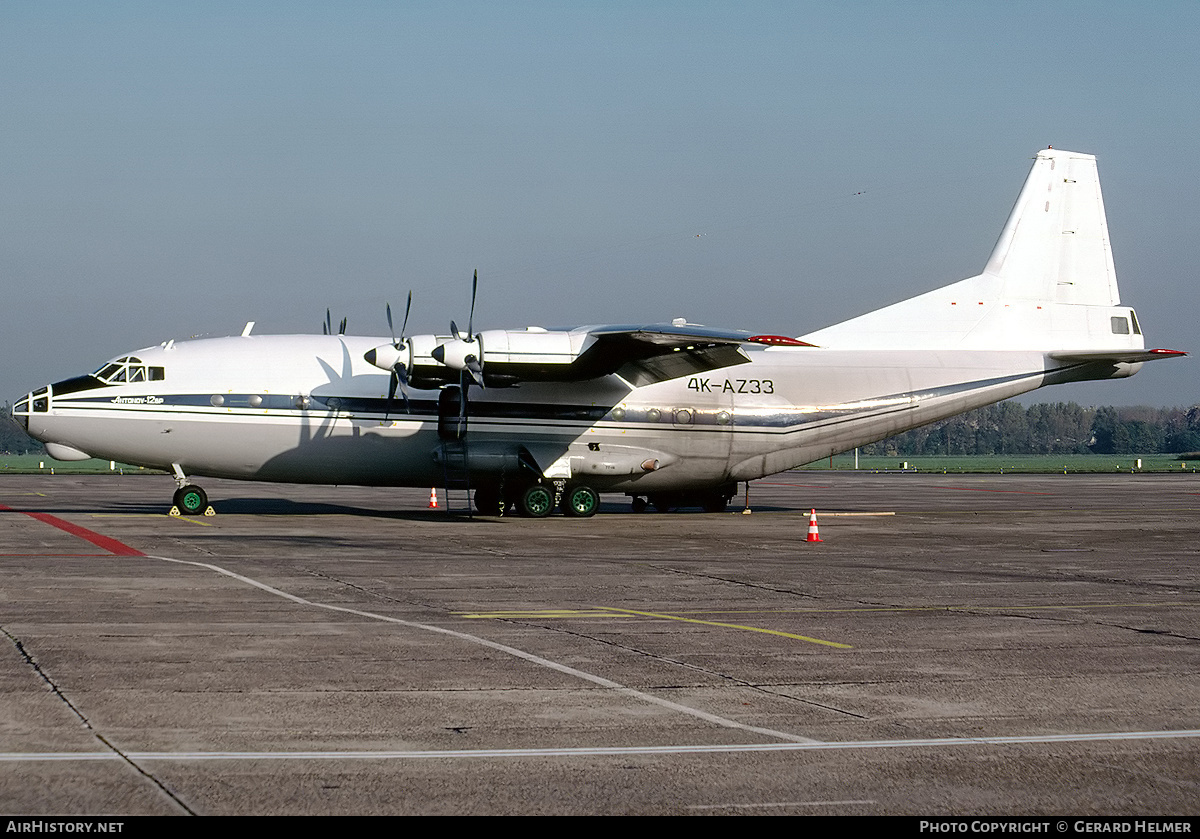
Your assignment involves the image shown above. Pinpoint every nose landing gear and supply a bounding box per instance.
[172,485,209,516]
[169,464,214,516]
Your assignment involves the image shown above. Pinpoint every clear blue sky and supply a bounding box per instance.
[3,1,1195,406]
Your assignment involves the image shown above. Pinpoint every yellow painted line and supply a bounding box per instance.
[457,607,851,648]
[951,602,1199,611]
[457,609,634,619]
[461,602,1197,621]
[90,513,214,527]
[596,606,852,649]
[636,602,1199,616]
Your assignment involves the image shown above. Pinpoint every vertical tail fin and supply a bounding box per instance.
[983,148,1119,306]
[799,148,1140,352]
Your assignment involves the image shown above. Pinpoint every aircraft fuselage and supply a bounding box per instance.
[15,333,1134,493]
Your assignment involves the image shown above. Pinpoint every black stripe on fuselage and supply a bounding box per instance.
[58,393,613,421]
[50,366,1047,434]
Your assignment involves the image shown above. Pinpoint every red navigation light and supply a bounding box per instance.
[748,335,816,347]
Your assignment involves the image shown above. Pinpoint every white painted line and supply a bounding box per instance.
[687,800,877,809]
[147,554,819,745]
[820,512,895,516]
[2,728,1197,762]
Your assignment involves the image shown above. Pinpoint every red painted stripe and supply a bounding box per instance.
[0,554,111,557]
[0,505,145,556]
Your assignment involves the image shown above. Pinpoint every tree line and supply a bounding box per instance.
[4,401,1200,457]
[1,405,41,454]
[859,403,1200,457]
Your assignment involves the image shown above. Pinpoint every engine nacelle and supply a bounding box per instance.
[368,328,594,388]
[430,334,480,373]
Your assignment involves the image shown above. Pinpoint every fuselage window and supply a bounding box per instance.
[1110,316,1130,335]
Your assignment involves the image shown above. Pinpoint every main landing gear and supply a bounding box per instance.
[473,481,601,518]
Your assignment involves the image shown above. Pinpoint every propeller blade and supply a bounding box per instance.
[386,302,396,344]
[324,308,332,336]
[468,269,478,336]
[449,319,459,338]
[339,317,347,335]
[399,291,412,345]
[386,369,409,416]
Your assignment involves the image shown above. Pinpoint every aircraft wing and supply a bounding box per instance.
[468,324,814,388]
[579,329,752,387]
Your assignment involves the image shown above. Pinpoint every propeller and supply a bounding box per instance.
[362,292,413,415]
[387,292,413,413]
[323,309,348,336]
[444,271,482,516]
[430,270,483,383]
[455,271,481,443]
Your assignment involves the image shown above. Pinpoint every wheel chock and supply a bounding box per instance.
[203,506,216,517]
[169,506,181,517]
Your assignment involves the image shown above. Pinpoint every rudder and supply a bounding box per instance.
[983,148,1119,306]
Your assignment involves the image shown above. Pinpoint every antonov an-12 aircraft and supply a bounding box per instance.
[12,149,1185,517]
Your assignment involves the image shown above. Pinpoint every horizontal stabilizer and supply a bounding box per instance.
[1048,348,1186,364]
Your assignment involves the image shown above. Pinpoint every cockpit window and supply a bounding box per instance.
[92,356,165,384]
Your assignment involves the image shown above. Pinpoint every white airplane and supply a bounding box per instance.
[12,148,1185,517]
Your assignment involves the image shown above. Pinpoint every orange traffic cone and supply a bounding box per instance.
[428,488,439,509]
[806,508,822,542]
